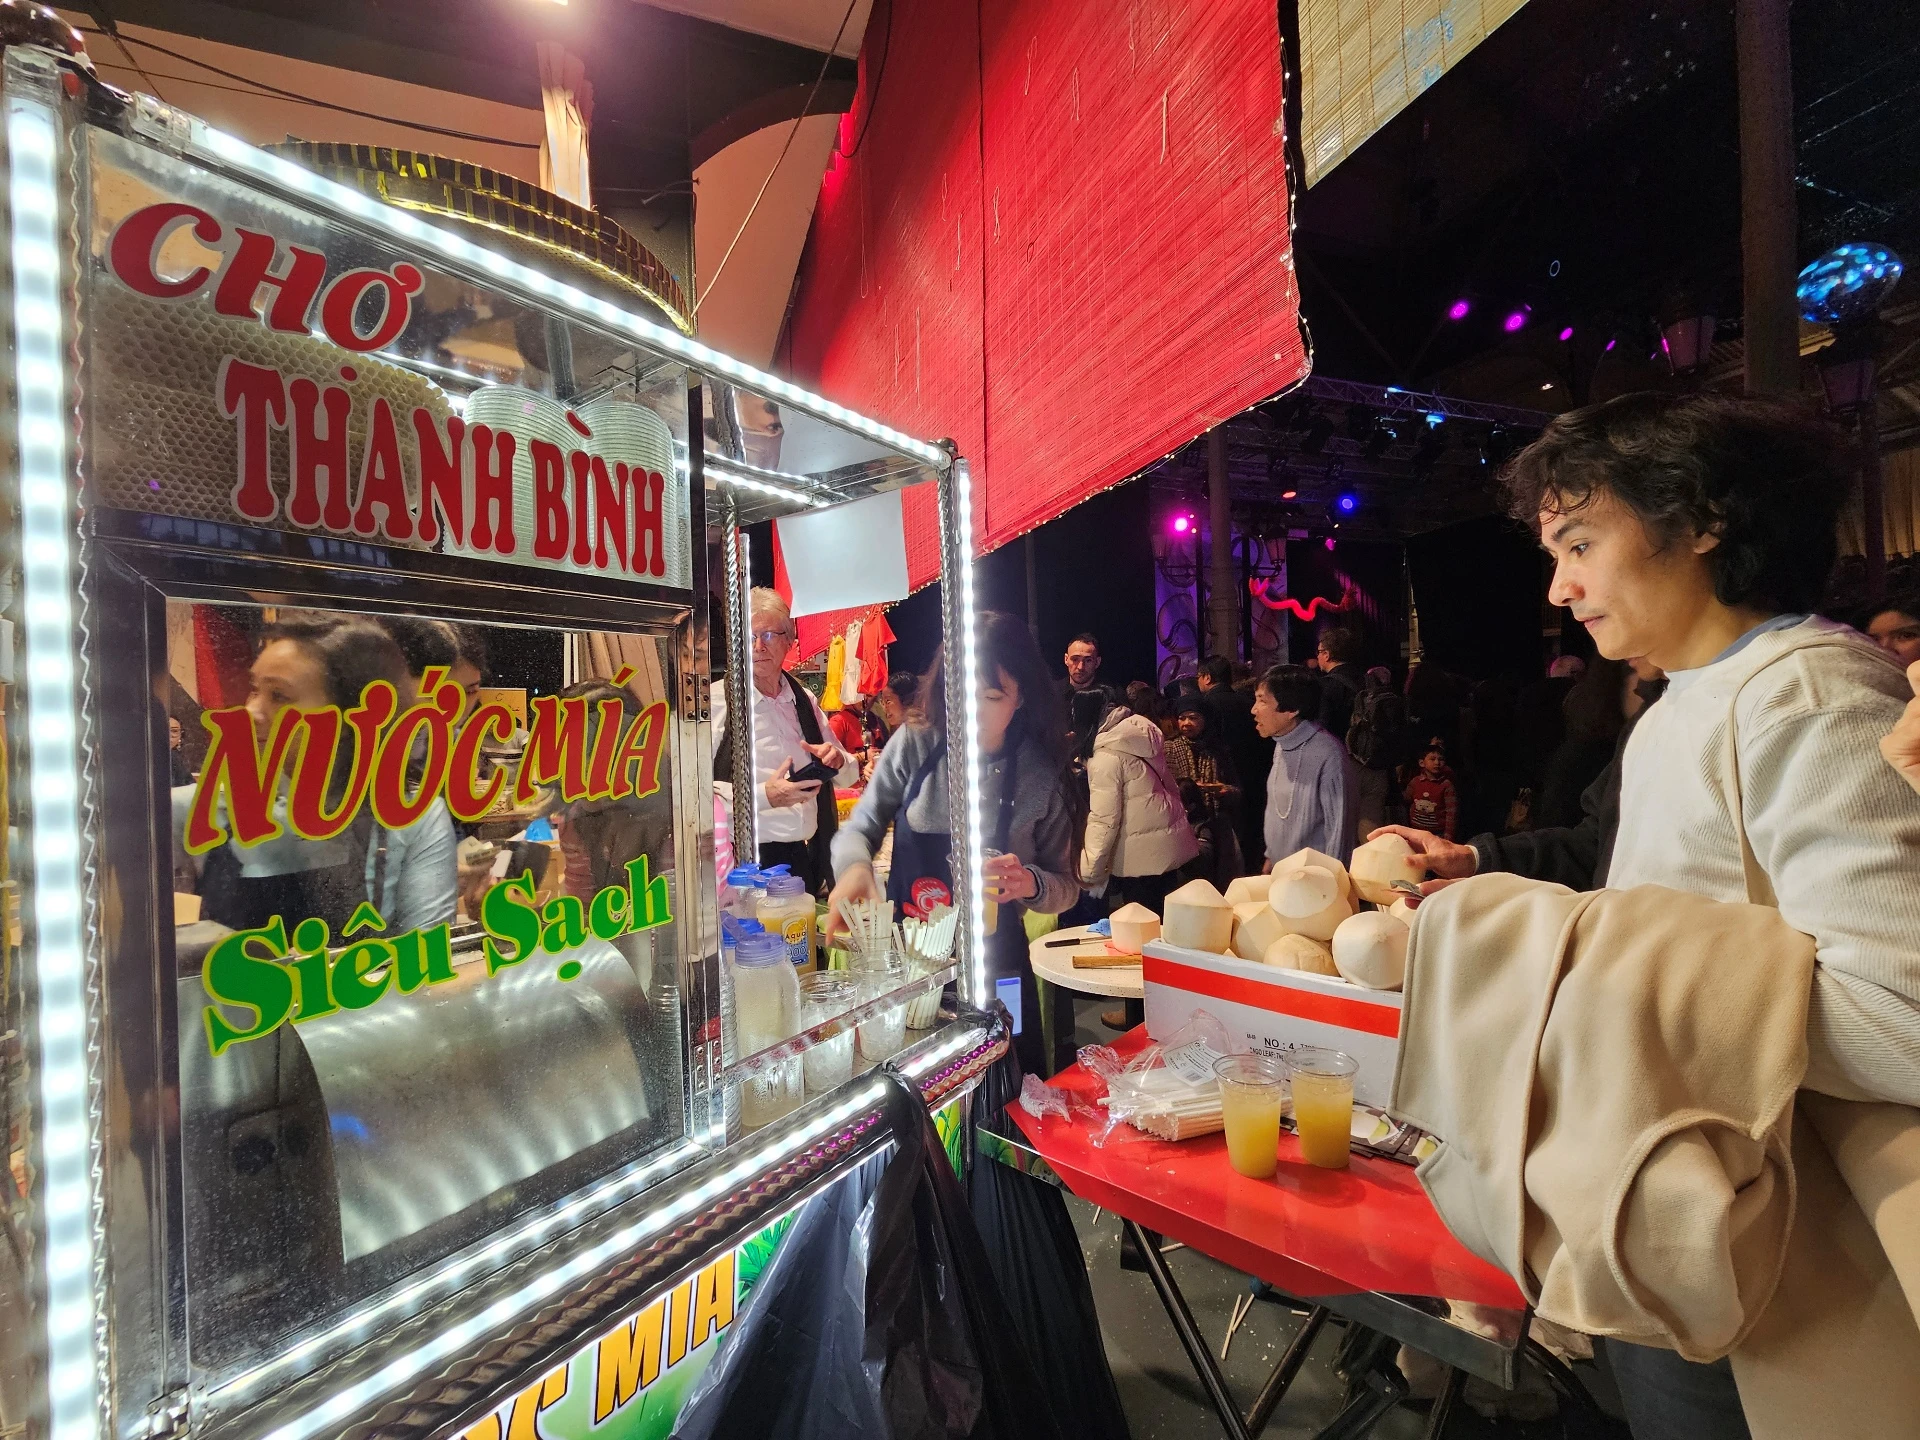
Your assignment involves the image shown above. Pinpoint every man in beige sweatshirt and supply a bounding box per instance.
[1484,393,1920,1440]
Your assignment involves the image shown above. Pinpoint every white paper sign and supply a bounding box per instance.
[775,490,910,618]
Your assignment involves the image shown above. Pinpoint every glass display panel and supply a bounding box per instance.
[166,600,689,1378]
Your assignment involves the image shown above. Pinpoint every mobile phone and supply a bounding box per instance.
[787,755,839,787]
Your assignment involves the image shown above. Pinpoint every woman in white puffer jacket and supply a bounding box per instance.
[1079,704,1200,911]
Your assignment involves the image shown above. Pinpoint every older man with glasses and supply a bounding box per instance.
[711,588,851,894]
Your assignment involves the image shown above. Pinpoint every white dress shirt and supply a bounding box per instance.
[711,677,836,843]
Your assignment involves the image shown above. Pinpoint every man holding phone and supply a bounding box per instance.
[711,588,852,894]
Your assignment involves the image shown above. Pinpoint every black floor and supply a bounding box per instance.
[1059,996,1626,1439]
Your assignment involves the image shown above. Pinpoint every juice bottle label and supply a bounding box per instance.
[779,915,809,967]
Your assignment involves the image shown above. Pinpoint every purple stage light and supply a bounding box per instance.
[1503,310,1528,333]
[1447,298,1471,321]
[1558,326,1575,342]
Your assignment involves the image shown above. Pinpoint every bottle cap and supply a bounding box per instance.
[733,932,786,967]
[765,875,807,899]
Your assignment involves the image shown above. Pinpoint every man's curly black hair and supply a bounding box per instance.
[1501,391,1856,615]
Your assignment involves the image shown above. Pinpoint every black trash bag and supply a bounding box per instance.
[673,1074,1065,1440]
[670,1149,891,1439]
[967,1043,1133,1440]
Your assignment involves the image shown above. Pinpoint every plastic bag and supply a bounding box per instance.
[1095,1011,1238,1145]
[970,1041,1133,1440]
[673,1075,1064,1440]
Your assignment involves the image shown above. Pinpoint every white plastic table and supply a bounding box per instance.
[1029,924,1144,999]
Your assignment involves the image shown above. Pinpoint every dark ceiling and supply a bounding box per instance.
[1282,0,1920,411]
[81,0,855,208]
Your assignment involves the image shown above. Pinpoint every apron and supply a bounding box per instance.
[885,741,1043,1073]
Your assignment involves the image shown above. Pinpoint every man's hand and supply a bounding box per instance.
[1367,824,1478,879]
[822,863,882,941]
[765,758,822,809]
[984,850,1038,902]
[805,738,850,773]
[1881,659,1920,798]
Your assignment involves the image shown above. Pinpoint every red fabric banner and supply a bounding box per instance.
[780,0,1307,654]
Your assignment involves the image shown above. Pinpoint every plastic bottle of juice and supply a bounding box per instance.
[731,929,802,1126]
[758,873,817,973]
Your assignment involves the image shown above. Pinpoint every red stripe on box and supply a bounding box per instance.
[1145,956,1402,1039]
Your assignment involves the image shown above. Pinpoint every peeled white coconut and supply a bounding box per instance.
[1267,864,1352,942]
[1275,846,1353,905]
[1162,877,1234,954]
[1388,896,1418,927]
[1350,832,1427,905]
[1231,901,1288,963]
[1265,933,1338,976]
[1225,873,1273,907]
[1109,902,1161,956]
[1332,910,1410,990]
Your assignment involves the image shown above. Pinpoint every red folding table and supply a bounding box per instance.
[979,1028,1536,1440]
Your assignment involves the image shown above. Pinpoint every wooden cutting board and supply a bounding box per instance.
[1071,945,1143,969]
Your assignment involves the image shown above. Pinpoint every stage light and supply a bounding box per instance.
[1605,337,1617,352]
[1282,490,1298,500]
[1324,537,1337,551]
[1171,513,1192,534]
[1558,326,1575,342]
[1336,493,1359,514]
[1796,242,1904,326]
[1503,309,1529,333]
[1447,298,1471,321]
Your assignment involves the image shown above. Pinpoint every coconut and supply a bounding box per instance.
[1350,832,1427,905]
[1231,901,1288,962]
[1108,902,1161,956]
[1332,909,1410,990]
[1266,863,1352,942]
[1162,877,1234,953]
[1274,846,1353,904]
[1265,933,1338,976]
[1224,873,1273,907]
[1388,895,1418,927]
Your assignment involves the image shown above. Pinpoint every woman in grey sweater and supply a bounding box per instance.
[827,611,1075,1072]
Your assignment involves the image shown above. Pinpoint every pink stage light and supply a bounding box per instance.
[1447,298,1471,321]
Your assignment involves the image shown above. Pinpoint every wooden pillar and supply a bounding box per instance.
[1207,427,1237,659]
[1735,0,1800,394]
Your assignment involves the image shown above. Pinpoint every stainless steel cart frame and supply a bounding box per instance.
[0,40,995,1440]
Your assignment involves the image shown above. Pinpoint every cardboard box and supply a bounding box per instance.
[1141,940,1403,1107]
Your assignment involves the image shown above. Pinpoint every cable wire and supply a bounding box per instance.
[692,0,860,316]
[74,26,540,149]
[836,0,891,161]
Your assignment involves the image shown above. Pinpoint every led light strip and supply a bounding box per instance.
[10,92,105,1440]
[193,126,950,472]
[949,460,990,1005]
[704,459,831,510]
[259,1080,890,1440]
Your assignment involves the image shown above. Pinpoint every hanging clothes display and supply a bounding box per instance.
[857,612,896,697]
[821,634,847,712]
[841,619,865,708]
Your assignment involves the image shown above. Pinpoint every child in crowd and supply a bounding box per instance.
[1403,741,1458,840]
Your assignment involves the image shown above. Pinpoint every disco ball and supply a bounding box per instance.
[1796,243,1904,326]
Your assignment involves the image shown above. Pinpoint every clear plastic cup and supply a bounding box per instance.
[1288,1048,1359,1169]
[799,972,857,1094]
[980,848,1004,935]
[1214,1054,1288,1178]
[856,955,908,1061]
